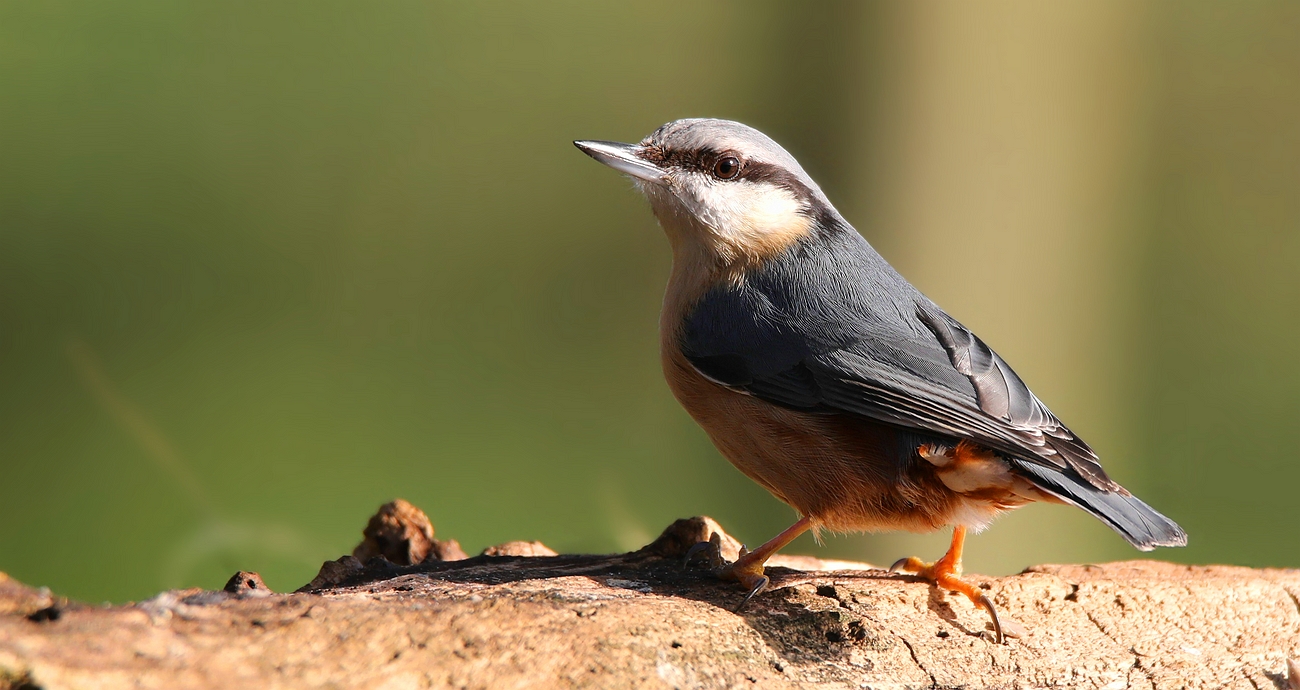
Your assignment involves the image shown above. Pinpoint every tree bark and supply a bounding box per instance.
[2,512,1297,690]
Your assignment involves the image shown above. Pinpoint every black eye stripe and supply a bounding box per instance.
[644,146,828,212]
[641,146,739,175]
[643,144,838,226]
[735,160,808,191]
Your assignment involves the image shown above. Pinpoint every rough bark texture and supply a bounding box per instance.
[2,509,1298,690]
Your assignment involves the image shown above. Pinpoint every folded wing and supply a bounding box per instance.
[681,226,1116,492]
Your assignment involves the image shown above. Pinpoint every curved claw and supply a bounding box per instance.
[889,556,916,574]
[734,574,770,612]
[974,592,1005,644]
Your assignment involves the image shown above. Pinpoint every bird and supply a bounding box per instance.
[574,118,1186,643]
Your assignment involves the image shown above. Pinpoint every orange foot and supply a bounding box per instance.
[686,516,812,612]
[890,525,1005,644]
[717,543,772,610]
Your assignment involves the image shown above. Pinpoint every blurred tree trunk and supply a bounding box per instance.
[843,1,1156,571]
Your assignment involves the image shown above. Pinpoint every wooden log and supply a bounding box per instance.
[2,511,1298,689]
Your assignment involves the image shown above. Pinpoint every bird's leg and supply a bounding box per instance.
[718,516,812,611]
[890,525,1004,643]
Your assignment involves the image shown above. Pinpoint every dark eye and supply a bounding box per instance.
[713,155,741,180]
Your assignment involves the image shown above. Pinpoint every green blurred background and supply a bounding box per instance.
[2,1,1298,603]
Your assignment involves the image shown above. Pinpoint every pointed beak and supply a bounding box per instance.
[573,140,665,183]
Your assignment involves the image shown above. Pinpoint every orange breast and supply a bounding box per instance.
[661,341,1005,534]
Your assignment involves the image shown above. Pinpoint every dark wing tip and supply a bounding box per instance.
[1137,524,1189,550]
[1011,460,1187,550]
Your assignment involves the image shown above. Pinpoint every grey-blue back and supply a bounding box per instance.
[679,220,1110,489]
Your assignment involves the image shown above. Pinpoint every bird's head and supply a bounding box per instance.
[576,119,839,272]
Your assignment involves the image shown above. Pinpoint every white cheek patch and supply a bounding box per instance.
[682,179,809,248]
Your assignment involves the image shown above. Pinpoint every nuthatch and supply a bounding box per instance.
[575,119,1186,643]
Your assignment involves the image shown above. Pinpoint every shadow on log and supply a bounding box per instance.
[2,501,1298,689]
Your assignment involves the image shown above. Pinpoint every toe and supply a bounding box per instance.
[683,540,719,569]
[718,553,771,609]
[683,533,728,570]
[889,556,928,574]
[933,575,1005,645]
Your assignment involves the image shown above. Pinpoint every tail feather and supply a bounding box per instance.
[1010,460,1187,551]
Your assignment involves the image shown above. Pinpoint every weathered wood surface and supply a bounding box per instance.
[2,512,1298,690]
